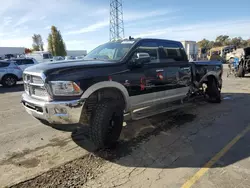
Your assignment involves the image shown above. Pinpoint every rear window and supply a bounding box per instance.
[22,59,34,65]
[0,62,10,68]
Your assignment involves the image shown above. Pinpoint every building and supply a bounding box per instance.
[66,50,87,57]
[181,41,198,61]
[0,47,25,59]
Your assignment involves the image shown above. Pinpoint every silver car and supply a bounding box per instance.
[0,60,23,87]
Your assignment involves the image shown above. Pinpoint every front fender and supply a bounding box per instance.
[81,81,131,111]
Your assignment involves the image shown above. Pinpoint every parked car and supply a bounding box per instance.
[0,60,22,87]
[10,58,39,71]
[25,51,53,63]
[21,38,223,149]
[75,56,85,60]
[53,56,64,61]
[64,56,75,60]
[226,47,250,77]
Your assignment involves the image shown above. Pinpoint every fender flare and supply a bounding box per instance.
[81,81,131,111]
[198,71,221,87]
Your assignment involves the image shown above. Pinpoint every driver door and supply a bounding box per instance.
[127,41,167,110]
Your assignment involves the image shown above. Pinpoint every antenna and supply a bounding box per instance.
[109,0,124,41]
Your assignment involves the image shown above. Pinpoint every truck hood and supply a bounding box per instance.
[24,59,117,76]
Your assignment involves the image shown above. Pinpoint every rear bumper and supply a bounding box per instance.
[21,93,85,124]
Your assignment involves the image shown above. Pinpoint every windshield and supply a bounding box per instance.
[84,41,134,61]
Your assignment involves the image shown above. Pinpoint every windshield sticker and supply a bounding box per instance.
[121,41,135,44]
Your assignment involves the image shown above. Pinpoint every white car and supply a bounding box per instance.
[26,51,53,63]
[64,56,75,60]
[10,58,39,71]
[0,60,22,87]
[75,56,85,60]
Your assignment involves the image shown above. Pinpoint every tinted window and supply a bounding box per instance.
[0,62,10,68]
[43,54,52,59]
[22,59,34,65]
[159,42,187,62]
[135,41,159,63]
[14,60,22,65]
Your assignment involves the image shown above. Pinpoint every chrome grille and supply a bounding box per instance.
[23,73,49,100]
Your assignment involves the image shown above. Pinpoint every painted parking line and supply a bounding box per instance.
[181,124,250,188]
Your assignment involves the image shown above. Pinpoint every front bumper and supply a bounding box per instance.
[21,93,85,124]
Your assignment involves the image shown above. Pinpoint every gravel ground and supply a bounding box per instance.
[11,154,105,188]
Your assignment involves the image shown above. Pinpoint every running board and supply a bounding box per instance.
[124,95,206,121]
[124,101,193,121]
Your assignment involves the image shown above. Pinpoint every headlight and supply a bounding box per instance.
[50,81,83,96]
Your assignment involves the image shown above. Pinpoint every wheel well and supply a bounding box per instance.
[2,74,18,80]
[84,88,126,121]
[206,75,218,87]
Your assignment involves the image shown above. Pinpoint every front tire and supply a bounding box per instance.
[89,99,124,149]
[2,75,17,87]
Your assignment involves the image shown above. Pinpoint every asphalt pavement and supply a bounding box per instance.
[1,69,250,188]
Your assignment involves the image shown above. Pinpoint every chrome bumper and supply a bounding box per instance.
[21,93,85,124]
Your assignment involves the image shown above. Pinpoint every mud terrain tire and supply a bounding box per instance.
[89,99,124,149]
[206,78,221,103]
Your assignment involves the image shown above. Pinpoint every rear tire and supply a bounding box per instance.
[206,78,221,103]
[89,99,124,149]
[237,65,245,77]
[2,75,17,87]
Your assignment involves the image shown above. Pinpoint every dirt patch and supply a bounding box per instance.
[17,158,40,168]
[0,137,70,168]
[10,154,105,188]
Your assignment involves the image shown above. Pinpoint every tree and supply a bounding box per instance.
[230,37,243,48]
[25,48,32,54]
[47,26,67,56]
[32,34,44,51]
[197,39,210,49]
[197,36,250,53]
[215,35,230,46]
[247,39,250,47]
[47,34,54,55]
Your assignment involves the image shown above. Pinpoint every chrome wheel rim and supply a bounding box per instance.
[5,77,15,86]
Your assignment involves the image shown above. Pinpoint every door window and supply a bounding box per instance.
[159,42,187,62]
[0,62,10,68]
[14,60,22,65]
[135,41,160,63]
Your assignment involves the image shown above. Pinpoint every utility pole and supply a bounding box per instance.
[109,0,124,41]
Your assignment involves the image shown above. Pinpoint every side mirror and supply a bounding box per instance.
[130,52,150,67]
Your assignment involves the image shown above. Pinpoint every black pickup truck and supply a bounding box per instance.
[21,38,223,148]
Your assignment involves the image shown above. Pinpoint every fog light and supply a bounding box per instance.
[54,107,67,114]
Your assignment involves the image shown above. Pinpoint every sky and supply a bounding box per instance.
[0,0,250,52]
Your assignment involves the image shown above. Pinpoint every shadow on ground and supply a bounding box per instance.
[0,83,24,94]
[51,92,250,169]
